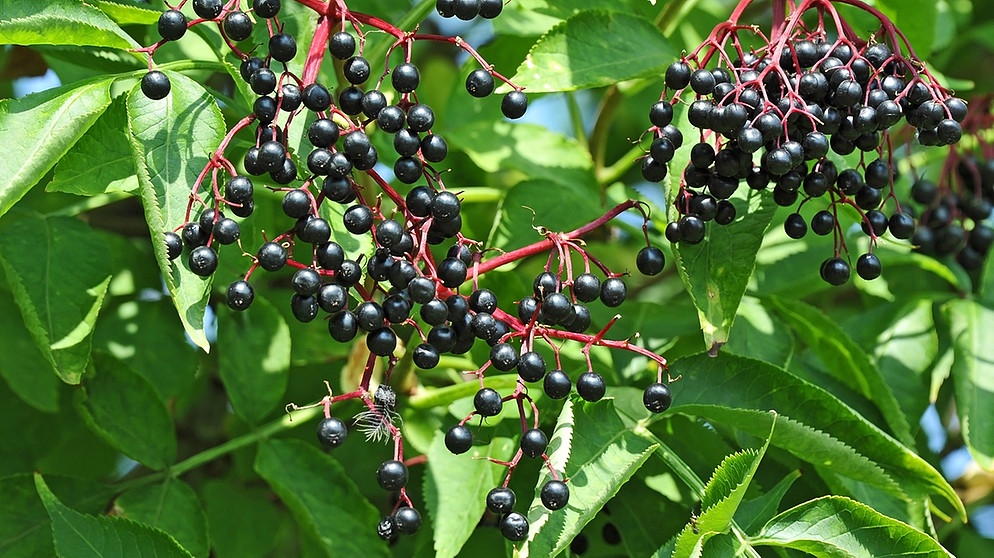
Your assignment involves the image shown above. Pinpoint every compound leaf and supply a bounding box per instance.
[76,352,177,469]
[0,77,113,218]
[0,474,113,558]
[254,439,389,558]
[0,215,112,385]
[127,71,225,352]
[34,473,192,558]
[114,479,209,558]
[944,298,994,470]
[665,352,963,518]
[216,297,291,424]
[508,11,673,92]
[424,433,514,558]
[766,296,913,446]
[520,397,658,557]
[0,285,60,412]
[752,495,952,556]
[0,0,140,50]
[674,188,776,355]
[48,94,137,196]
[671,418,774,557]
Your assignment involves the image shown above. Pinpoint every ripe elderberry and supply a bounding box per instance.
[141,71,171,100]
[157,10,187,41]
[316,417,348,449]
[577,371,606,402]
[393,507,421,535]
[474,387,503,417]
[541,480,570,510]
[445,425,473,454]
[544,370,571,399]
[500,512,529,542]
[520,428,548,458]
[486,487,515,515]
[643,383,672,413]
[226,280,255,311]
[376,460,409,491]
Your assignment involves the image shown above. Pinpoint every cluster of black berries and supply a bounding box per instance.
[145,0,673,545]
[641,11,966,285]
[903,94,994,271]
[435,0,504,21]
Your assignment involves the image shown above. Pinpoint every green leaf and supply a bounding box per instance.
[672,418,774,558]
[723,296,793,368]
[254,439,389,558]
[733,471,802,535]
[487,179,603,255]
[48,95,138,196]
[674,189,777,354]
[76,352,177,469]
[944,298,994,470]
[0,77,114,218]
[0,285,60,412]
[665,353,963,518]
[876,0,937,57]
[0,0,140,50]
[424,432,514,558]
[751,496,952,557]
[0,474,113,558]
[115,479,210,558]
[92,298,199,401]
[520,397,658,557]
[34,473,193,558]
[127,71,226,352]
[844,298,938,429]
[508,11,674,93]
[448,121,596,191]
[765,296,913,446]
[0,215,112,385]
[92,0,161,26]
[201,480,287,558]
[217,296,291,424]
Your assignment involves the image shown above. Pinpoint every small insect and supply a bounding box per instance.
[353,385,402,443]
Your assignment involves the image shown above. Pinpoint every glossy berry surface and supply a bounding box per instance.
[157,10,187,41]
[636,246,666,276]
[486,487,515,514]
[577,371,606,402]
[544,370,572,399]
[474,387,503,417]
[541,480,569,510]
[316,417,348,449]
[376,460,409,491]
[445,425,473,454]
[643,383,672,413]
[500,512,529,542]
[520,428,548,458]
[141,71,171,100]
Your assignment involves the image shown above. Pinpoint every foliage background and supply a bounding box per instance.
[3,0,994,556]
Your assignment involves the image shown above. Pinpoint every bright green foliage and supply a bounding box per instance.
[946,299,994,469]
[127,71,225,352]
[509,11,674,93]
[0,77,113,217]
[753,496,955,557]
[114,479,210,558]
[254,440,389,558]
[424,433,514,558]
[217,297,291,424]
[35,473,193,557]
[521,398,658,556]
[0,215,112,384]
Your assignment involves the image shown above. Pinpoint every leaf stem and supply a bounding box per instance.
[114,406,320,492]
